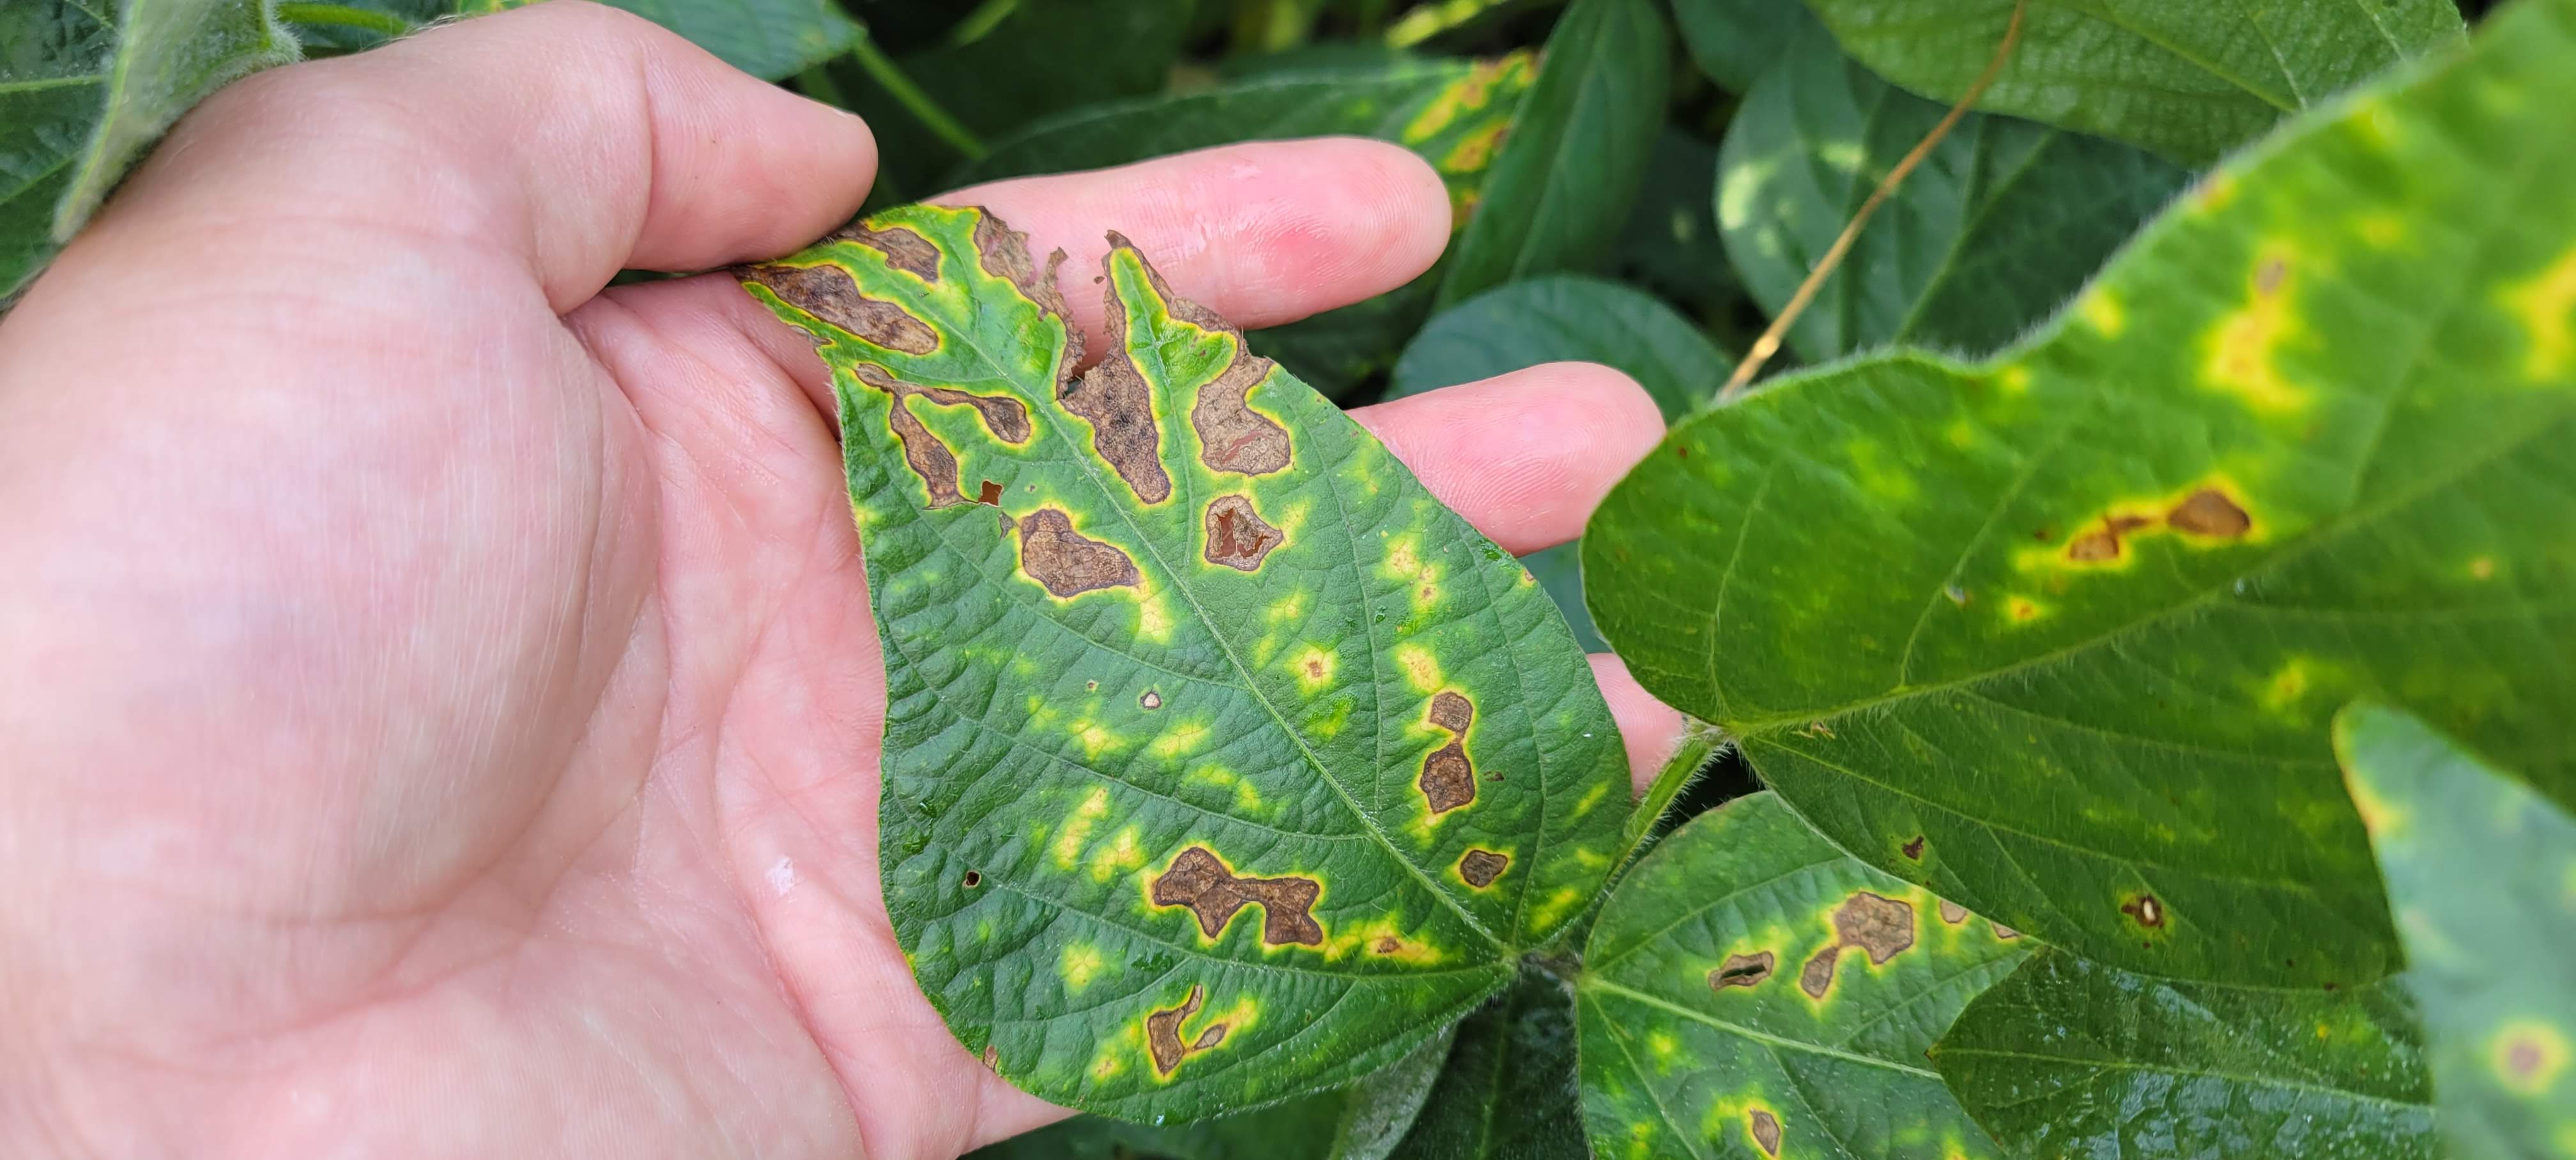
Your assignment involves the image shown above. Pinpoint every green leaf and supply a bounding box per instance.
[1577,793,2030,1160]
[1384,970,1584,1160]
[1392,275,1728,420]
[1799,0,2464,166]
[969,1028,1454,1160]
[1586,0,2576,985]
[2336,704,2576,1156]
[1671,0,1818,91]
[3,0,298,298]
[1436,0,1671,308]
[1607,131,1746,336]
[739,206,1631,1117]
[1715,20,2188,361]
[1933,950,2435,1157]
[950,54,1539,395]
[1391,275,1732,652]
[460,0,855,80]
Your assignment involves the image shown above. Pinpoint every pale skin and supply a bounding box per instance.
[0,4,1685,1157]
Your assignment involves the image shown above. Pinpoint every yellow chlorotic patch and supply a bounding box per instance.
[2190,172,2239,216]
[1052,788,1110,869]
[2346,96,2401,151]
[1061,943,1107,992]
[1441,121,1510,173]
[2077,291,2126,338]
[1996,365,2032,393]
[1271,500,1312,538]
[2469,555,2498,581]
[1844,438,1919,502]
[2004,595,2049,625]
[1265,591,1307,623]
[1570,782,1611,820]
[1384,535,1426,581]
[2201,245,2313,413]
[1399,52,1531,143]
[1153,719,1213,761]
[1943,418,1979,449]
[1529,887,1584,931]
[2501,244,2576,379]
[1646,1030,1680,1064]
[977,919,995,942]
[1235,781,1265,813]
[1323,917,1446,965]
[1070,719,1127,759]
[2257,655,2329,716]
[2490,1019,2571,1095]
[1291,645,1337,693]
[1137,592,1176,643]
[1089,1042,1125,1081]
[1088,826,1146,881]
[1187,764,1236,786]
[1395,644,1444,693]
[1307,697,1354,740]
[1572,846,1609,869]
[2354,212,2407,249]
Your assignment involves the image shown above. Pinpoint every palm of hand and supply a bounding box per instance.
[0,6,1676,1157]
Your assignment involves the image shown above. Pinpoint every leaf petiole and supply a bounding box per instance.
[275,3,415,37]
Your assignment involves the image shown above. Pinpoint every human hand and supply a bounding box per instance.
[0,4,1683,1156]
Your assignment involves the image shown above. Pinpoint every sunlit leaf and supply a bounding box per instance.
[739,205,1630,1117]
[2,0,297,296]
[1934,950,2434,1158]
[1715,20,2186,360]
[1586,0,2576,985]
[1800,0,2463,165]
[1578,793,2029,1159]
[2336,703,2576,1156]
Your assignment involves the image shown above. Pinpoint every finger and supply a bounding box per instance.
[1591,655,1692,795]
[1351,362,1669,555]
[89,0,877,312]
[717,137,1450,408]
[942,138,1450,357]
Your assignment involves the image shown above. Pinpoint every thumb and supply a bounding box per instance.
[79,0,877,312]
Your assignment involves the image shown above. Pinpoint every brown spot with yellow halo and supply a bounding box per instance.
[1144,986,1230,1074]
[1458,848,1509,888]
[1419,692,1478,814]
[1018,508,1140,596]
[1204,494,1284,570]
[1798,892,1917,998]
[1151,846,1322,946]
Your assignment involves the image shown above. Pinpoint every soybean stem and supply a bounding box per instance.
[275,2,415,36]
[848,26,988,161]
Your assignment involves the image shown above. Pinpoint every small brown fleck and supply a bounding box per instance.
[1901,835,1926,860]
[1798,949,1838,998]
[1834,892,1916,964]
[1018,508,1142,597]
[2256,256,2288,296]
[1458,848,1510,889]
[742,263,939,355]
[1151,846,1323,946]
[1374,936,1402,954]
[1993,923,2021,940]
[1710,951,1774,990]
[977,480,1004,505]
[841,222,942,283]
[981,1042,999,1069]
[1938,900,1968,925]
[2166,488,2251,538]
[1086,680,1099,691]
[1203,494,1285,571]
[1419,692,1478,814]
[1675,445,1690,459]
[962,870,982,888]
[2067,514,2152,562]
[1140,690,1163,710]
[1145,986,1227,1074]
[1804,721,1835,740]
[1305,659,1326,678]
[2121,893,2167,928]
[1749,1110,1782,1157]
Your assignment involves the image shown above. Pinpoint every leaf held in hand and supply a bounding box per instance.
[739,205,1630,1117]
[1587,0,2576,986]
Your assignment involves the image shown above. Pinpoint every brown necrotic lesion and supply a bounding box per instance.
[1144,985,1231,1075]
[1797,891,1917,998]
[1709,950,1774,989]
[1418,692,1477,814]
[1202,494,1284,570]
[841,222,942,282]
[1457,848,1509,889]
[1094,233,1292,477]
[849,366,1031,508]
[1017,508,1141,597]
[740,262,938,355]
[1150,846,1323,946]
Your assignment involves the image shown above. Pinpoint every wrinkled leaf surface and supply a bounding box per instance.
[741,205,1629,1117]
[1587,0,2576,985]
[1578,793,2027,1159]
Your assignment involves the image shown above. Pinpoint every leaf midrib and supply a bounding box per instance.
[1930,1044,2433,1114]
[1581,977,1943,1079]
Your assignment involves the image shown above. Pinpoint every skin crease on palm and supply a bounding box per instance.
[0,4,1685,1157]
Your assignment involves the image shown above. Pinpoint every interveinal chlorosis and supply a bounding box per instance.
[738,205,1630,1118]
[1587,0,2576,987]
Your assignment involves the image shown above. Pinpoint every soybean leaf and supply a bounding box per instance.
[1800,0,2464,166]
[1392,276,1731,651]
[1578,793,2030,1159]
[1436,0,1671,308]
[954,56,1538,395]
[969,1028,1455,1160]
[1670,0,1818,91]
[2,0,297,298]
[1608,132,1746,336]
[1715,20,2188,361]
[739,206,1630,1117]
[2336,704,2576,1155]
[1586,0,2576,984]
[460,0,855,80]
[1933,950,2435,1157]
[1392,275,1728,420]
[1384,970,1583,1160]
[282,0,441,52]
